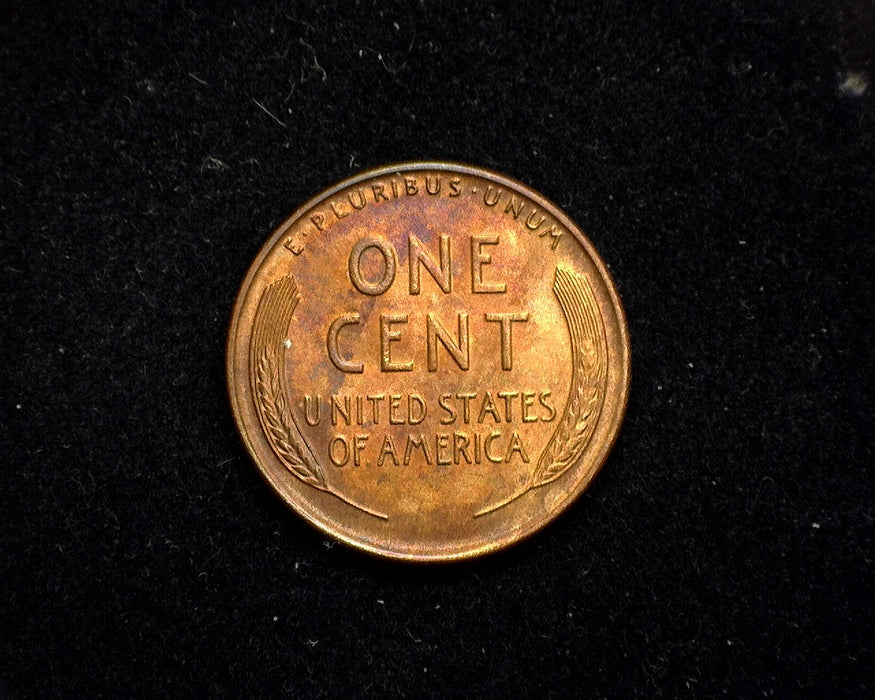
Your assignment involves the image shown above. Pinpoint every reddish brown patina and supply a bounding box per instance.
[227,162,630,561]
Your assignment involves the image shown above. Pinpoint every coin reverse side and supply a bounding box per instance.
[227,162,630,561]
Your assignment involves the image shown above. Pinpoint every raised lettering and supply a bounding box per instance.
[349,237,396,295]
[377,435,399,466]
[539,391,556,421]
[380,314,413,371]
[304,395,321,426]
[283,238,303,255]
[504,195,524,219]
[330,200,348,219]
[454,432,472,464]
[388,394,404,424]
[457,392,476,423]
[409,234,452,294]
[521,392,538,422]
[353,435,368,466]
[477,391,502,423]
[539,224,562,250]
[471,235,506,293]
[505,431,530,463]
[329,435,348,466]
[485,312,528,370]
[331,395,351,426]
[348,189,367,210]
[327,314,363,373]
[436,433,451,465]
[427,312,469,371]
[438,393,456,424]
[367,394,385,423]
[525,209,546,230]
[408,394,427,424]
[404,434,433,465]
[498,390,518,422]
[484,431,503,462]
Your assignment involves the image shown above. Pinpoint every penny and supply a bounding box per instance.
[227,162,630,561]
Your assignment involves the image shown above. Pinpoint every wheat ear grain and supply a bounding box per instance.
[531,268,606,487]
[256,347,326,488]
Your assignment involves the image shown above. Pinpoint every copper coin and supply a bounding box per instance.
[227,162,630,561]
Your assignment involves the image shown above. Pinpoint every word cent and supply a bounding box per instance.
[226,162,630,561]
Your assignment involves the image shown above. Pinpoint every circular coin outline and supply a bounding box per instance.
[227,161,631,561]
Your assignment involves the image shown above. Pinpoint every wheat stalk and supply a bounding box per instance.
[531,268,606,487]
[256,346,326,488]
[248,274,388,519]
[475,267,606,517]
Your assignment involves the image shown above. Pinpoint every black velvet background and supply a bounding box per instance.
[2,1,872,696]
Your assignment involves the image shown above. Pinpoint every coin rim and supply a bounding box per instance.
[226,161,631,562]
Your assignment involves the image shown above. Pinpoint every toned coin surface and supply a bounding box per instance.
[227,162,630,561]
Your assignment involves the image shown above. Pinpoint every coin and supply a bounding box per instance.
[227,162,630,561]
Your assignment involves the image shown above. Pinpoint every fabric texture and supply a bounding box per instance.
[2,2,872,696]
